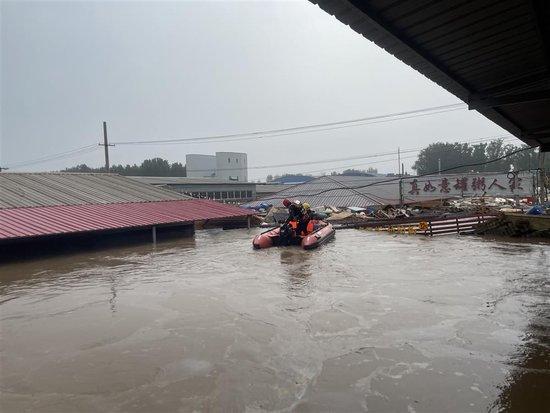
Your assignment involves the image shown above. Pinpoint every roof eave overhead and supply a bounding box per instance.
[310,0,550,150]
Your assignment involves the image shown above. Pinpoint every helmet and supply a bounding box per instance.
[294,200,301,205]
[282,199,291,207]
[303,202,310,210]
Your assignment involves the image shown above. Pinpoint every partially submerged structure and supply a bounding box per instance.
[0,173,253,253]
[245,173,534,209]
[129,176,257,204]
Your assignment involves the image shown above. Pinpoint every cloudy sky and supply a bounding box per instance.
[1,0,517,180]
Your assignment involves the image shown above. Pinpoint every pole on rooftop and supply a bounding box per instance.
[102,121,110,172]
[397,147,401,177]
[399,163,405,207]
[539,148,547,203]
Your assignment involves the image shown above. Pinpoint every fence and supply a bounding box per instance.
[352,213,497,236]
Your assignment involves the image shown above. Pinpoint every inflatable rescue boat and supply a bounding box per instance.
[252,220,335,250]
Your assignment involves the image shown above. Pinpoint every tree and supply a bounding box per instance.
[412,142,475,174]
[412,139,548,174]
[341,168,375,176]
[63,158,188,176]
[64,164,94,173]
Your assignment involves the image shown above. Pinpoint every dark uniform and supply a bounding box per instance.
[286,203,304,222]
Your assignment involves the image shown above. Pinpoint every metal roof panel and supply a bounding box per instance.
[0,200,254,241]
[0,173,187,209]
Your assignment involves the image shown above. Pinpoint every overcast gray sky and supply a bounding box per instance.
[1,0,518,180]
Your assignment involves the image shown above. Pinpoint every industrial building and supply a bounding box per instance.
[0,173,254,252]
[129,176,257,203]
[186,152,248,181]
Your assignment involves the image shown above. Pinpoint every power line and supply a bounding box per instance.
[275,146,535,199]
[188,149,419,174]
[296,136,518,176]
[199,136,518,174]
[119,108,463,146]
[5,145,99,169]
[187,135,518,174]
[112,103,466,145]
[297,154,419,176]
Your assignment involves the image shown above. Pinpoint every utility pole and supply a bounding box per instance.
[399,163,405,207]
[99,121,114,172]
[397,147,401,177]
[438,158,441,175]
[539,148,547,203]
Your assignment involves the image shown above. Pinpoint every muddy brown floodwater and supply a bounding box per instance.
[0,229,549,412]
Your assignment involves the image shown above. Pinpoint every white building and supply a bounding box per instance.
[215,152,247,182]
[185,154,217,178]
[186,152,247,182]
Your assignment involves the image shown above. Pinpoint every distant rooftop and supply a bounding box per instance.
[0,173,187,209]
[255,183,289,194]
[129,176,256,186]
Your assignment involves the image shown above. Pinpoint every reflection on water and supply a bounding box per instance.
[280,249,313,298]
[490,261,550,412]
[0,229,548,412]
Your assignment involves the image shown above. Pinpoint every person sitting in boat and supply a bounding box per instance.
[298,202,315,236]
[282,199,304,225]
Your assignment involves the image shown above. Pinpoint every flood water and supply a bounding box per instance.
[1,229,549,412]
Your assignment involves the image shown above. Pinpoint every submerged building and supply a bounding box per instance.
[245,172,534,209]
[129,176,257,204]
[0,173,253,254]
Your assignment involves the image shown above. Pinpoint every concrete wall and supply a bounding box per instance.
[186,154,216,178]
[216,152,247,182]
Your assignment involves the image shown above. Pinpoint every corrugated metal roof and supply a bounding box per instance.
[244,175,404,208]
[256,184,289,194]
[310,0,550,150]
[0,199,254,241]
[0,173,187,209]
[244,172,532,208]
[128,176,256,186]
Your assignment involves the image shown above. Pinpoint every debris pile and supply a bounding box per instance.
[445,197,534,213]
[251,197,548,235]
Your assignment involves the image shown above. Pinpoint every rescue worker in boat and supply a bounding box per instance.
[282,199,304,222]
[298,202,315,236]
[282,199,314,236]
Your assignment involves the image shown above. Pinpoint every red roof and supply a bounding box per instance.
[0,199,254,241]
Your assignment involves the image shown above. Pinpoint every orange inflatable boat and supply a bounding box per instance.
[252,220,335,250]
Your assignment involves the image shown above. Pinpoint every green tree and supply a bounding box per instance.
[412,142,473,174]
[341,168,375,176]
[412,139,548,174]
[170,162,186,176]
[63,158,187,176]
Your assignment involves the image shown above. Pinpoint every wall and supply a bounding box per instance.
[215,152,247,182]
[167,183,255,203]
[186,154,217,178]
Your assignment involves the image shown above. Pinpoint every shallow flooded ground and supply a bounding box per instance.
[1,229,549,412]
